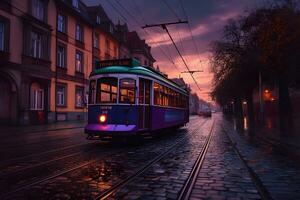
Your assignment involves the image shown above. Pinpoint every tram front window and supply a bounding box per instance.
[119,78,135,104]
[97,77,118,103]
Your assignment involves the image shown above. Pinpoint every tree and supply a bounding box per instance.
[211,0,300,134]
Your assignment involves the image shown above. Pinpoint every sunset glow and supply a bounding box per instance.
[83,0,264,102]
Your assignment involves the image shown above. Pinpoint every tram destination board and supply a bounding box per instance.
[95,58,139,69]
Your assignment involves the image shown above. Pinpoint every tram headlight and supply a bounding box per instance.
[98,114,107,123]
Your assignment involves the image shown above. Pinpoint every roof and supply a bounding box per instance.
[91,66,188,94]
[55,0,92,26]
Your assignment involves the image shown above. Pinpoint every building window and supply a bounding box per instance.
[94,33,99,49]
[0,22,5,51]
[32,0,45,21]
[75,51,83,72]
[75,24,83,42]
[109,24,114,33]
[97,77,117,103]
[72,0,79,9]
[119,78,135,104]
[75,86,84,107]
[30,83,44,110]
[96,16,101,24]
[30,31,42,58]
[57,44,66,68]
[57,14,66,33]
[57,84,66,106]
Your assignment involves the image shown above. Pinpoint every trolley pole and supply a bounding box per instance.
[181,70,203,75]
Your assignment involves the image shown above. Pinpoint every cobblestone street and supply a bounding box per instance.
[0,114,300,200]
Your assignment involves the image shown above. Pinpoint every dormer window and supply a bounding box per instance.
[96,16,101,24]
[72,0,79,9]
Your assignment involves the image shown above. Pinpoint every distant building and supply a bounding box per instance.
[127,31,156,67]
[171,78,189,90]
[87,5,119,62]
[115,22,131,59]
[189,93,200,115]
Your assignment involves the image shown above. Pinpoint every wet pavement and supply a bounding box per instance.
[0,114,300,199]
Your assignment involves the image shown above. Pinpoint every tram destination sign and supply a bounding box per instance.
[95,58,140,69]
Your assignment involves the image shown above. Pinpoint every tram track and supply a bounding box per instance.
[94,119,210,200]
[0,144,133,199]
[0,140,97,167]
[1,119,207,199]
[178,119,215,200]
[222,126,272,200]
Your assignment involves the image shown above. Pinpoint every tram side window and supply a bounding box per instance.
[119,78,136,104]
[154,82,162,105]
[153,82,187,108]
[97,77,118,103]
[88,80,96,104]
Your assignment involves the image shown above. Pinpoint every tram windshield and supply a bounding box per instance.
[96,77,118,103]
[119,78,136,104]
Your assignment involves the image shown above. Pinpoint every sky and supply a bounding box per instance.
[83,0,266,103]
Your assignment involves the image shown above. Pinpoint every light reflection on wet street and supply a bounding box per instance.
[0,114,300,200]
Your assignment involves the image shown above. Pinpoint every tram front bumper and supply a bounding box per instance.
[85,124,137,136]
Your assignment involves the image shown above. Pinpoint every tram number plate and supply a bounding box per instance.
[100,106,112,111]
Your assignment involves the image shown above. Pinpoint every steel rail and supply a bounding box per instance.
[0,146,129,199]
[0,141,96,167]
[1,119,204,199]
[178,120,215,200]
[95,119,209,200]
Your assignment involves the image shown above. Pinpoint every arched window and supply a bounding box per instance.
[119,78,136,104]
[30,82,44,110]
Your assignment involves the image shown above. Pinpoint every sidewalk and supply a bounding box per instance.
[227,116,300,157]
[0,120,86,135]
[258,127,300,156]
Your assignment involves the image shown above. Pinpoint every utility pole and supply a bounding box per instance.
[142,20,202,91]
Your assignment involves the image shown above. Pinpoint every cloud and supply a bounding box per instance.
[82,0,264,101]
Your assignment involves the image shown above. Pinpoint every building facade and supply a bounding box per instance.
[0,0,55,125]
[51,0,93,122]
[115,22,131,59]
[87,5,119,63]
[0,0,156,125]
[127,31,155,67]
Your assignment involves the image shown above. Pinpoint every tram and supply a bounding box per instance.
[85,58,189,139]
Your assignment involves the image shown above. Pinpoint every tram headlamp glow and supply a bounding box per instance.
[98,114,107,123]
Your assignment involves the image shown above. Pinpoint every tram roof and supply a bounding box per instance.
[91,62,189,95]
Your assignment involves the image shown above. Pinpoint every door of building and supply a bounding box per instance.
[138,78,151,130]
[0,78,12,124]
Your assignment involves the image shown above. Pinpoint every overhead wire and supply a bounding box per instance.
[160,0,201,90]
[178,0,203,71]
[110,0,180,70]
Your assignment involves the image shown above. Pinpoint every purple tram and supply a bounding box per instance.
[85,59,189,139]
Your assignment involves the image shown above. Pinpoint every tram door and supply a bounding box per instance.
[138,78,151,130]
